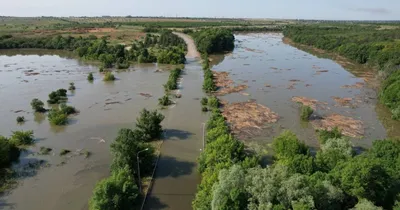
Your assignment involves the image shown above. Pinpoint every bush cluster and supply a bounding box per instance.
[192,28,235,54]
[47,89,67,104]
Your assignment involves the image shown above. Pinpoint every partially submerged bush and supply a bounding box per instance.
[9,130,34,146]
[202,106,208,112]
[48,109,68,125]
[59,149,71,156]
[201,97,208,106]
[39,147,52,155]
[163,68,182,91]
[300,105,313,121]
[115,60,130,69]
[103,72,115,81]
[158,95,172,106]
[16,116,25,123]
[87,72,94,81]
[31,98,46,112]
[208,96,219,109]
[48,89,68,104]
[0,136,20,167]
[60,103,77,115]
[68,82,76,91]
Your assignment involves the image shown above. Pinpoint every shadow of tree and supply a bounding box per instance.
[142,195,168,210]
[164,129,193,141]
[154,156,195,178]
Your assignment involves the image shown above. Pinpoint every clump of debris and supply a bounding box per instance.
[341,82,364,89]
[222,101,279,138]
[213,71,248,96]
[291,96,328,110]
[311,114,364,138]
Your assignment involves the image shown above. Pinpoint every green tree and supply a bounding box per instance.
[330,155,391,207]
[352,199,383,210]
[9,130,34,146]
[89,166,139,210]
[278,174,315,209]
[315,137,354,172]
[272,130,308,161]
[87,72,94,81]
[110,128,155,175]
[211,165,248,210]
[135,109,165,141]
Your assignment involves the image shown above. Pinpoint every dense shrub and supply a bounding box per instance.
[9,130,34,146]
[158,95,172,106]
[30,98,46,112]
[48,89,68,104]
[200,97,208,106]
[16,116,25,123]
[87,72,94,81]
[60,103,77,115]
[68,82,76,91]
[48,109,68,125]
[317,127,342,144]
[103,72,116,81]
[157,47,186,64]
[207,96,219,109]
[0,136,20,167]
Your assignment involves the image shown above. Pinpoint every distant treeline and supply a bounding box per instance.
[284,25,400,120]
[47,20,250,30]
[0,30,186,66]
[192,28,235,54]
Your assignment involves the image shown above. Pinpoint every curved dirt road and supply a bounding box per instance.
[173,32,201,58]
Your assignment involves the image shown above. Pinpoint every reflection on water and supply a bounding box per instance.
[212,33,390,149]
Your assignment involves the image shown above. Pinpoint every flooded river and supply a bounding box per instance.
[211,33,394,149]
[0,50,174,209]
[0,33,398,209]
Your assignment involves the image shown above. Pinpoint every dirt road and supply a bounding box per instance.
[173,32,201,58]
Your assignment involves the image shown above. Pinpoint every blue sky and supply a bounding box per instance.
[1,0,399,20]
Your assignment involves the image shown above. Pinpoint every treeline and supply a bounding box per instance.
[89,109,164,210]
[193,113,400,209]
[0,30,186,67]
[192,28,235,54]
[229,26,283,32]
[284,25,400,120]
[49,20,249,30]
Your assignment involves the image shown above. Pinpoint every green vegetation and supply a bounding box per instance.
[60,103,77,115]
[194,123,400,209]
[200,97,208,106]
[157,47,186,64]
[317,127,342,144]
[207,96,219,110]
[87,72,94,81]
[68,82,76,91]
[47,89,68,104]
[30,98,46,112]
[300,105,313,121]
[201,55,217,93]
[103,72,116,81]
[163,68,182,92]
[158,95,172,106]
[0,136,20,168]
[9,130,34,146]
[16,116,25,123]
[59,149,71,156]
[90,108,164,209]
[201,106,208,112]
[48,109,68,125]
[192,28,235,54]
[89,166,139,210]
[284,25,400,119]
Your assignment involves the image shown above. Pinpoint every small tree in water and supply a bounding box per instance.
[31,98,46,112]
[135,109,165,141]
[87,72,94,81]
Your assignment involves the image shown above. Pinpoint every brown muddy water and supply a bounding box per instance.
[210,33,395,149]
[0,49,196,209]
